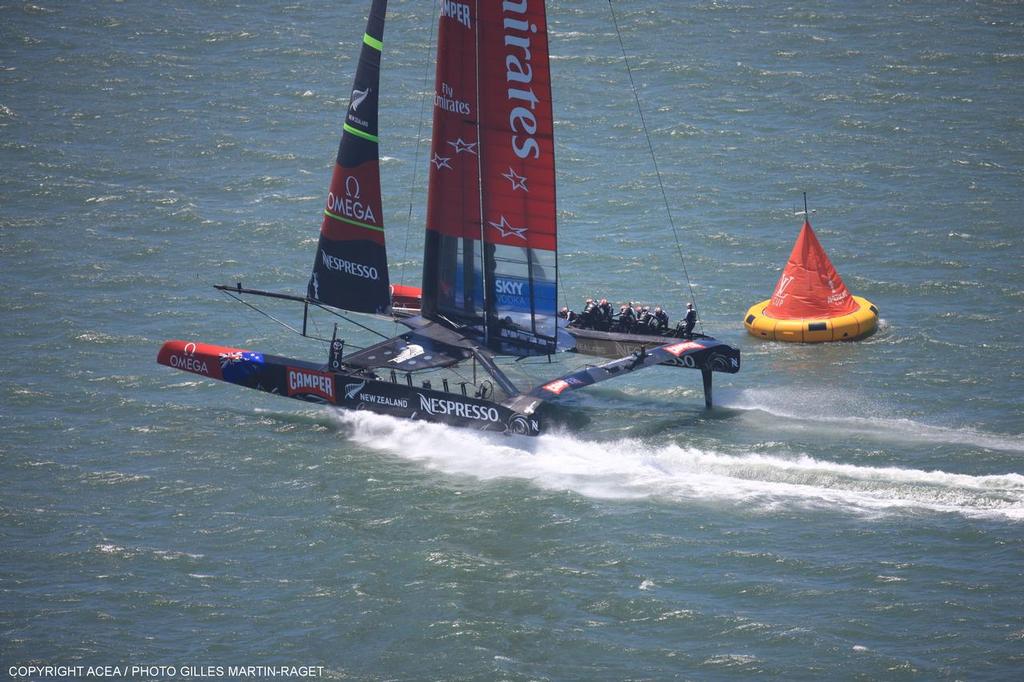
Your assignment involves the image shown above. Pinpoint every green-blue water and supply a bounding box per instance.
[3,1,1023,679]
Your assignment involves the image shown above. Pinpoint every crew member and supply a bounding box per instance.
[559,306,578,325]
[653,306,670,332]
[598,298,613,330]
[679,302,697,338]
[580,298,598,328]
[637,306,654,334]
[617,303,636,332]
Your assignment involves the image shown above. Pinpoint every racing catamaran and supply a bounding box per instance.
[157,0,740,435]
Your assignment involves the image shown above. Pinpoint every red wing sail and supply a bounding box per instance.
[764,220,859,319]
[479,1,556,252]
[421,0,558,355]
[420,0,483,324]
[307,0,392,315]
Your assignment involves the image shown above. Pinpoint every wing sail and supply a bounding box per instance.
[421,0,558,355]
[307,0,392,315]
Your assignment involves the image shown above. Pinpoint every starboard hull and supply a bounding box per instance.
[157,340,541,436]
[566,328,741,373]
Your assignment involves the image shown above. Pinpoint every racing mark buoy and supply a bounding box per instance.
[744,208,878,343]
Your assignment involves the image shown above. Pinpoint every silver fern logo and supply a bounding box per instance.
[350,87,370,112]
[344,381,366,399]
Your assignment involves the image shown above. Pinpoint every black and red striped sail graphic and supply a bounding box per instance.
[421,0,558,355]
[307,0,391,314]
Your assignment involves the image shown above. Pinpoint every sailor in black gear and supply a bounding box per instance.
[559,306,579,325]
[637,306,655,334]
[617,303,636,332]
[679,302,697,338]
[598,298,613,330]
[653,306,670,332]
[580,298,598,328]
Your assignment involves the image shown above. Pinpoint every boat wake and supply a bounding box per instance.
[335,411,1024,521]
[722,387,1024,454]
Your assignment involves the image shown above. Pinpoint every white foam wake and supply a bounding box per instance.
[335,411,1024,521]
[724,388,1024,454]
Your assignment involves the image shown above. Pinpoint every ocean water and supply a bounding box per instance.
[3,0,1023,679]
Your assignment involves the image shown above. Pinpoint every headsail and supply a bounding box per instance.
[307,0,392,315]
[421,0,558,355]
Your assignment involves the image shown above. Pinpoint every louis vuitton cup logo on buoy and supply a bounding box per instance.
[825,278,849,305]
[771,275,794,307]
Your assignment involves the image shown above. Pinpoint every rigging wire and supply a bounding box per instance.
[607,1,704,334]
[398,0,439,291]
[217,289,369,349]
[310,301,391,340]
[219,289,308,338]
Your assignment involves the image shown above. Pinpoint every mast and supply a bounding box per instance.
[474,0,490,347]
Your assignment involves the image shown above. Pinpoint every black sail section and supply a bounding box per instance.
[307,0,391,315]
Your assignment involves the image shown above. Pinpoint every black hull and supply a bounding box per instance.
[158,340,540,436]
[567,328,740,373]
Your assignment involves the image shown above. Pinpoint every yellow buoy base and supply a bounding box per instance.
[743,295,879,343]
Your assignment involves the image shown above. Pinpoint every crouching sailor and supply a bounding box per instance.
[677,302,697,338]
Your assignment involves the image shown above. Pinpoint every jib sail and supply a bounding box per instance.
[421,0,558,355]
[307,0,392,315]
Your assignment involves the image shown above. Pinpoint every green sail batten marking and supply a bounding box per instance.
[343,123,378,143]
[324,209,385,234]
[363,33,383,51]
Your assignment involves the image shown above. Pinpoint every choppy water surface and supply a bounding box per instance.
[3,1,1023,679]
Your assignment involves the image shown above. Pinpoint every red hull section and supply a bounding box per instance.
[157,340,256,381]
[390,283,422,309]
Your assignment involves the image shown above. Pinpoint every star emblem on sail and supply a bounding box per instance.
[350,87,370,111]
[447,138,477,155]
[431,152,452,170]
[502,167,528,192]
[488,215,528,240]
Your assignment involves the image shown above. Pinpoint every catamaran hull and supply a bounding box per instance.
[566,328,741,373]
[157,340,541,436]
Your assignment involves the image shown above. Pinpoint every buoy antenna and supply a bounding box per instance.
[794,192,816,218]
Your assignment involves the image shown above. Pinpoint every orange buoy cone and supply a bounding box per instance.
[744,206,878,342]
